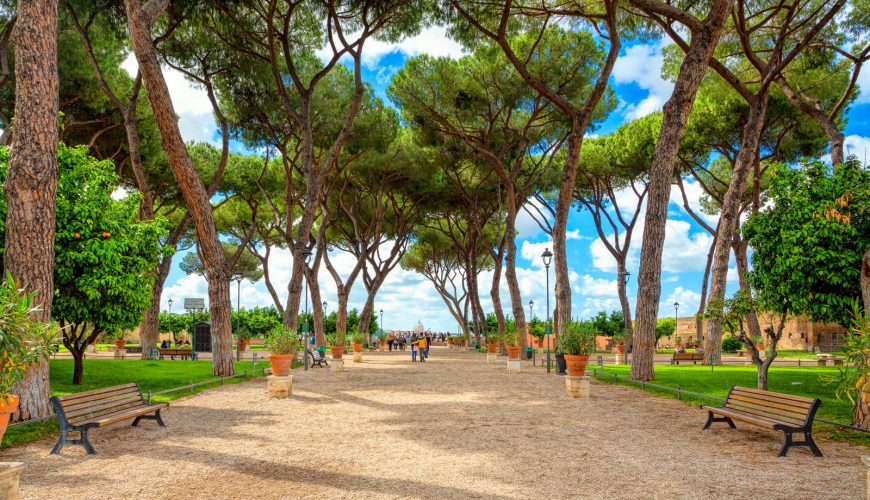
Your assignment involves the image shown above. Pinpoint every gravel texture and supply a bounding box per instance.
[5,347,866,499]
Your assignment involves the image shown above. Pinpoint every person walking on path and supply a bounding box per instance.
[410,334,418,362]
[417,336,427,363]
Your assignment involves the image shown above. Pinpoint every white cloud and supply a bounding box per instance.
[590,219,714,274]
[856,67,870,104]
[844,135,870,160]
[314,25,466,69]
[662,287,702,318]
[121,54,217,144]
[612,41,675,120]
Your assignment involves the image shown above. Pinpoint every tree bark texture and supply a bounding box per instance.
[124,0,234,376]
[617,260,632,364]
[552,127,581,333]
[5,0,59,421]
[704,92,770,364]
[630,0,732,381]
[503,201,527,350]
[489,248,506,336]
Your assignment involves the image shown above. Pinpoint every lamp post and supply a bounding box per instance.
[674,301,680,339]
[379,308,384,342]
[542,248,553,374]
[301,248,313,371]
[167,298,174,346]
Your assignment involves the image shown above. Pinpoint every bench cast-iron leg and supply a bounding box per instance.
[703,412,736,430]
[80,430,96,454]
[132,410,166,427]
[778,430,822,457]
[50,431,67,455]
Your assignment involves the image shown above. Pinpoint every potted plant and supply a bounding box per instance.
[503,325,521,359]
[236,328,252,352]
[612,330,627,355]
[752,335,764,351]
[351,331,366,352]
[332,332,346,359]
[557,320,596,376]
[485,330,500,353]
[0,275,58,444]
[264,327,300,377]
[112,331,127,350]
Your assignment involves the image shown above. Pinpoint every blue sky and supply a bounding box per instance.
[133,26,870,332]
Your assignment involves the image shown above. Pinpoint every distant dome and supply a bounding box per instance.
[413,320,424,333]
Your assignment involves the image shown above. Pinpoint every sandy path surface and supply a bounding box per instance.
[5,347,866,499]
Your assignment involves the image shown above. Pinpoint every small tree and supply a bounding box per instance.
[50,146,165,384]
[704,291,785,390]
[655,318,676,348]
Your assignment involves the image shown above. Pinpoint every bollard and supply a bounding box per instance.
[677,385,681,400]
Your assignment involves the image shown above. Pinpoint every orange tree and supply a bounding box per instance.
[0,145,166,384]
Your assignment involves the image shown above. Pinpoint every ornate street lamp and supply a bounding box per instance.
[542,248,553,374]
[167,298,173,316]
[379,309,384,341]
[674,301,680,337]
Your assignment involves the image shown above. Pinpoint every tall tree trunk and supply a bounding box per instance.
[489,249,506,335]
[696,233,717,343]
[631,0,732,381]
[140,254,172,358]
[124,0,234,376]
[704,92,770,364]
[503,204,526,350]
[5,0,59,421]
[71,350,85,385]
[732,236,762,338]
[617,259,632,364]
[552,125,581,332]
[855,247,870,428]
[283,254,305,330]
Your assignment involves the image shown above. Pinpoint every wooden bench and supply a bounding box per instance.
[49,383,168,455]
[701,386,822,457]
[309,348,329,368]
[671,352,704,365]
[816,354,844,366]
[159,348,192,360]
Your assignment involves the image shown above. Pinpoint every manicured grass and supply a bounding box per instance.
[1,358,283,449]
[774,349,845,359]
[593,364,868,444]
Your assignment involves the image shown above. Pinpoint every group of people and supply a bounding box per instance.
[385,332,443,363]
[159,339,190,348]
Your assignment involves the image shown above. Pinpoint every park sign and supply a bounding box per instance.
[184,298,205,310]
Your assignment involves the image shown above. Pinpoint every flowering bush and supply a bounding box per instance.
[0,273,58,403]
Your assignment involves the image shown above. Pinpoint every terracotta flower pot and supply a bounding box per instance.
[331,345,345,359]
[486,343,497,353]
[0,395,20,445]
[239,340,250,352]
[352,343,363,353]
[269,354,294,377]
[506,346,521,359]
[114,339,127,349]
[756,344,764,350]
[615,344,625,355]
[564,354,589,377]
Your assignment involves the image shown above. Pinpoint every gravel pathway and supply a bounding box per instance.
[5,347,866,499]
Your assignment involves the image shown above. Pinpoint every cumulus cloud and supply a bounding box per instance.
[122,54,217,144]
[315,25,466,69]
[844,135,870,160]
[662,287,702,318]
[612,40,675,120]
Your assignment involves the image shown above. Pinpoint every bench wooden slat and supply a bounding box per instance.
[66,397,144,421]
[703,406,783,429]
[724,397,810,420]
[61,388,142,412]
[730,386,816,405]
[77,403,168,427]
[62,390,143,415]
[723,402,807,425]
[727,392,813,413]
[56,383,139,403]
[68,401,147,425]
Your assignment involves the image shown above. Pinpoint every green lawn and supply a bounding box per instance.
[2,358,281,449]
[593,364,867,445]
